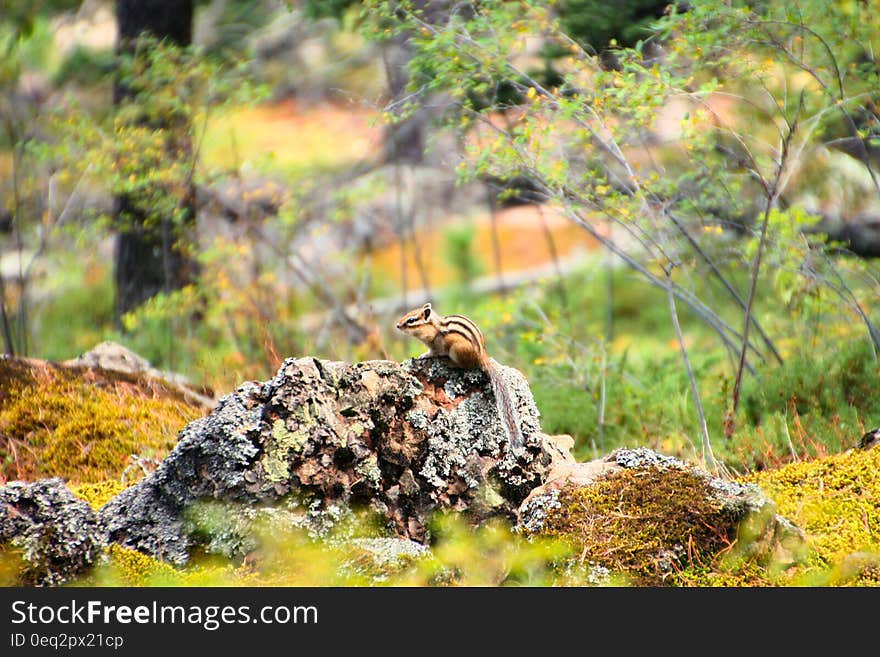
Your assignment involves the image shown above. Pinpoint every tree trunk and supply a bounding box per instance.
[113,0,196,322]
[382,0,455,165]
[382,35,426,164]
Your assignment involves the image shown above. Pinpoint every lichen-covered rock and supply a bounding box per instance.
[519,447,808,585]
[101,380,265,563]
[101,356,552,564]
[0,478,107,585]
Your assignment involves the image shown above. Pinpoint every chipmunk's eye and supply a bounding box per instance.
[406,317,417,325]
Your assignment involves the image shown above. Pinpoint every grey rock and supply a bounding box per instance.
[101,380,265,564]
[0,479,106,586]
[100,357,551,564]
[517,488,561,534]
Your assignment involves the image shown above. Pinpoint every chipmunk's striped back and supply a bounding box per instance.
[439,314,485,359]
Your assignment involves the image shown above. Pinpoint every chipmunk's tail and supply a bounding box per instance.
[485,358,524,450]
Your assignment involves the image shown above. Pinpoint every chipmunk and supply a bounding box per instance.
[395,303,524,450]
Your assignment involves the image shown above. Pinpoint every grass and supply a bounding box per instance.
[75,512,582,587]
[28,256,115,362]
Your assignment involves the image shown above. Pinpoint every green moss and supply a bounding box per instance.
[0,360,204,484]
[539,468,741,586]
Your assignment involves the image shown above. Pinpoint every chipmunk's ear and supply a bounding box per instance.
[422,303,432,320]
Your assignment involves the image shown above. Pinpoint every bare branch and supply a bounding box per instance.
[732,95,801,411]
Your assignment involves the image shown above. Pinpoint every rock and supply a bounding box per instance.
[100,356,555,564]
[64,341,215,408]
[100,380,266,564]
[0,479,106,586]
[858,427,879,450]
[66,341,153,374]
[805,213,880,258]
[519,447,808,585]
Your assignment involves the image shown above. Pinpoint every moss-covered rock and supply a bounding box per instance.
[0,356,206,484]
[519,447,807,586]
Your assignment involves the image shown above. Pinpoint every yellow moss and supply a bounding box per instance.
[741,446,880,586]
[93,545,251,587]
[0,367,203,484]
[0,546,26,586]
[69,480,128,510]
[673,560,775,587]
[102,544,179,586]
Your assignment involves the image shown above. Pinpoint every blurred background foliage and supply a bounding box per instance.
[0,0,878,484]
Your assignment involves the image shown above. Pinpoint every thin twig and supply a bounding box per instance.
[485,186,506,294]
[732,97,800,411]
[666,272,716,473]
[666,208,783,365]
[816,249,880,356]
[748,18,880,195]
